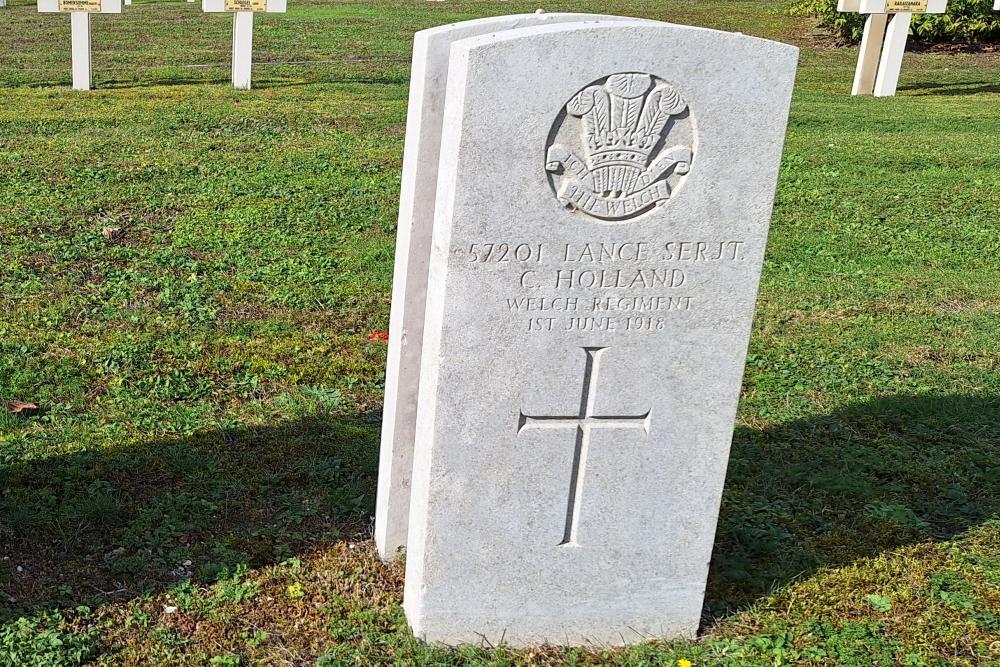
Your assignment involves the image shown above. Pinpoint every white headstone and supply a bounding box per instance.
[401,19,797,646]
[202,0,286,90]
[38,0,124,91]
[375,12,647,562]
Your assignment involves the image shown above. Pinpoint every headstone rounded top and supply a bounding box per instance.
[415,12,638,40]
[376,10,658,562]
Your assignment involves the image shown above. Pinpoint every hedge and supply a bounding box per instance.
[790,0,1000,44]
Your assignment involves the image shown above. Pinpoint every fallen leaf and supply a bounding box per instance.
[368,331,389,342]
[3,400,38,414]
[101,226,124,242]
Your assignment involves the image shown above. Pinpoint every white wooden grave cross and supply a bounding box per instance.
[38,0,124,91]
[839,0,947,97]
[202,0,286,90]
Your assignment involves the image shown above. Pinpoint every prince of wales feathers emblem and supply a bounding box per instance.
[546,73,692,221]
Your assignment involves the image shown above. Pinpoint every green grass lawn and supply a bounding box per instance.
[1,0,998,664]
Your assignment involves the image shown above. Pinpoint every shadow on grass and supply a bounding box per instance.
[707,393,999,617]
[93,74,407,90]
[0,411,381,623]
[99,76,234,89]
[98,77,321,90]
[1,394,996,623]
[897,80,1000,96]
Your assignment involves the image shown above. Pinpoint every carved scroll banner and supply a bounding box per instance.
[546,143,693,220]
[557,179,672,219]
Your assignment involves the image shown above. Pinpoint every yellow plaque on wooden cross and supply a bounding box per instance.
[59,0,102,10]
[886,0,928,11]
[224,0,267,11]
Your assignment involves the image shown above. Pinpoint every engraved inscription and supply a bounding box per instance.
[545,73,694,222]
[224,0,267,11]
[455,238,747,334]
[886,0,928,11]
[59,0,101,10]
[517,347,650,546]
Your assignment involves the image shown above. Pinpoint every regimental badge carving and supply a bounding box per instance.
[545,73,694,222]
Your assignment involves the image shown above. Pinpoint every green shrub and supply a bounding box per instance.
[0,612,98,667]
[791,0,1000,44]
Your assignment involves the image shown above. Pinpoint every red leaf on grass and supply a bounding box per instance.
[368,331,389,342]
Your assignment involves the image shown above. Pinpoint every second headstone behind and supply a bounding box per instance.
[376,12,646,561]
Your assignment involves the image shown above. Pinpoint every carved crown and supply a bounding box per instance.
[566,73,688,197]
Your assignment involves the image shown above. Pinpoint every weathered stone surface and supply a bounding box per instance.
[402,19,797,646]
[375,12,640,561]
